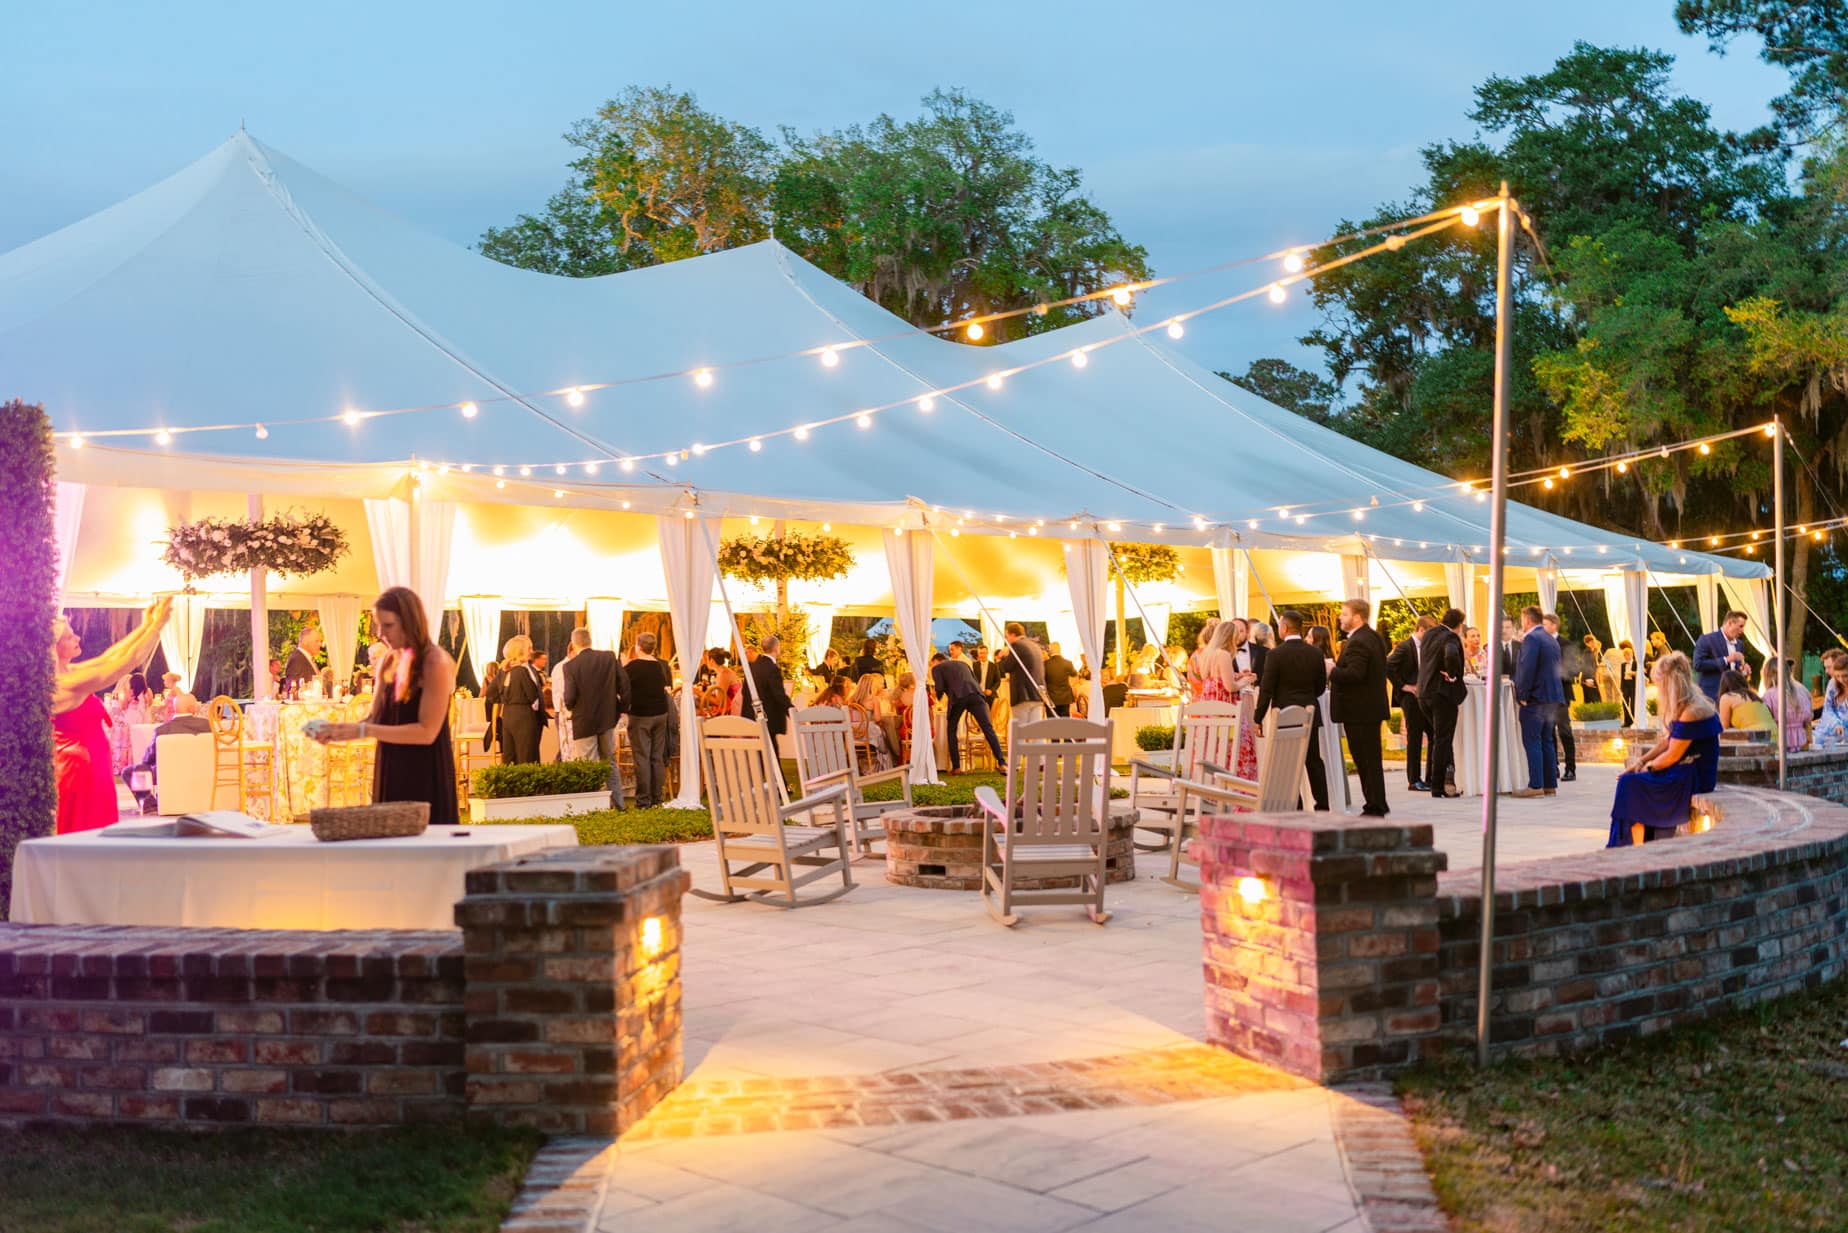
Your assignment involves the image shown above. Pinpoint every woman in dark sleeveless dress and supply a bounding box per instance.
[309,586,458,825]
[1606,651,1720,847]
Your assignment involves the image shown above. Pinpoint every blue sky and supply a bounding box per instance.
[3,0,1790,377]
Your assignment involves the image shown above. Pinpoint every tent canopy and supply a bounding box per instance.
[4,131,1765,586]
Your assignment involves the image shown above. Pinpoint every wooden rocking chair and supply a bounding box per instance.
[974,717,1113,927]
[692,715,856,909]
[1127,698,1241,853]
[790,705,911,859]
[1161,703,1314,890]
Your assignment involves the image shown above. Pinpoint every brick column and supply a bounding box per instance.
[1196,812,1446,1083]
[456,845,690,1136]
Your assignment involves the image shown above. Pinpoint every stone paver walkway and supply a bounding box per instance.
[505,769,1629,1232]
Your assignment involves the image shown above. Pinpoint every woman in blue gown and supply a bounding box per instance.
[1608,651,1721,847]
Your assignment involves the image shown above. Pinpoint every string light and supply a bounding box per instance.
[495,479,506,489]
[255,424,268,439]
[1558,466,1571,479]
[1267,283,1287,304]
[1166,319,1185,339]
[694,369,713,389]
[691,443,706,456]
[917,394,936,412]
[749,437,762,452]
[155,429,172,445]
[964,323,984,342]
[794,424,811,440]
[68,433,84,449]
[1698,442,1711,455]
[553,489,564,498]
[566,387,585,408]
[986,373,1004,390]
[585,461,599,474]
[343,408,361,426]
[460,401,478,419]
[620,458,635,472]
[1543,477,1554,490]
[856,412,872,429]
[1111,286,1133,307]
[554,464,566,475]
[1765,423,1777,437]
[1283,251,1306,273]
[1070,349,1089,369]
[1460,206,1481,227]
[1617,460,1628,473]
[519,465,532,477]
[820,346,840,367]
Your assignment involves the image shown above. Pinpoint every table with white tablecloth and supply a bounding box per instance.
[1108,704,1179,763]
[8,824,577,930]
[1455,678,1530,797]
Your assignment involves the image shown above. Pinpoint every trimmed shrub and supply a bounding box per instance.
[0,402,58,919]
[1572,700,1623,722]
[1136,725,1175,751]
[471,758,611,800]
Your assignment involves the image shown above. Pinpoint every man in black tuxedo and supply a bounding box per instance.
[1254,609,1329,811]
[560,627,630,808]
[1498,616,1521,679]
[1330,598,1390,817]
[1542,612,1578,782]
[283,624,322,689]
[974,645,1004,706]
[1043,643,1078,717]
[746,635,794,740]
[1386,615,1435,791]
[1418,608,1469,799]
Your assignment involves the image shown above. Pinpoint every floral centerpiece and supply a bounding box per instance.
[163,512,349,584]
[716,531,852,591]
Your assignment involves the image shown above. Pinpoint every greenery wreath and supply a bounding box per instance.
[163,512,350,583]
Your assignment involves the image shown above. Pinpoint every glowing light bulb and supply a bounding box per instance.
[1385,234,1405,250]
[1699,442,1712,455]
[495,479,506,489]
[554,489,564,498]
[986,373,1004,390]
[620,458,635,472]
[68,433,84,449]
[1283,251,1306,274]
[917,394,936,412]
[1558,467,1571,479]
[1193,516,1207,531]
[1814,529,1824,541]
[555,464,566,475]
[821,523,831,532]
[438,464,449,475]
[460,401,478,419]
[518,465,531,477]
[1110,286,1133,307]
[1070,349,1089,369]
[1709,536,1719,546]
[255,424,269,440]
[1543,478,1554,490]
[1352,509,1365,521]
[1296,514,1307,525]
[857,412,872,429]
[1106,521,1121,532]
[585,461,599,474]
[1412,501,1425,513]
[461,464,473,472]
[691,442,706,456]
[1034,302,1049,316]
[155,429,172,445]
[749,437,762,452]
[1669,540,1680,549]
[1750,531,1760,540]
[1475,491,1487,503]
[795,424,811,441]
[1153,523,1164,533]
[1166,319,1185,339]
[1460,206,1480,227]
[1617,460,1628,473]
[965,322,984,342]
[566,387,585,408]
[1764,423,1777,437]
[1236,876,1266,905]
[1267,283,1287,304]
[665,453,677,466]
[343,408,361,426]
[620,500,631,509]
[1028,526,1039,535]
[694,368,713,388]
[684,510,695,520]
[820,346,840,367]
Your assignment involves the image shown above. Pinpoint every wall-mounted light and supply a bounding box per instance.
[1236,876,1267,906]
[641,916,664,956]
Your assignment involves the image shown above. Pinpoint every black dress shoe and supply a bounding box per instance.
[1561,770,1576,782]
[1408,781,1430,792]
[1361,808,1390,817]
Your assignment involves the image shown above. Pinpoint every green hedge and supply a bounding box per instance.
[1136,725,1175,751]
[471,758,611,800]
[0,402,57,920]
[1571,700,1623,722]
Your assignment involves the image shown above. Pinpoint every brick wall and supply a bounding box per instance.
[0,927,465,1126]
[1719,747,1848,806]
[1198,789,1848,1078]
[1194,813,1447,1084]
[0,845,688,1132]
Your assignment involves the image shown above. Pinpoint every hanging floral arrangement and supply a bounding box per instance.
[716,531,852,587]
[163,512,350,583]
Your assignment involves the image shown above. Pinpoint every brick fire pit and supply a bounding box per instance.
[883,803,1139,890]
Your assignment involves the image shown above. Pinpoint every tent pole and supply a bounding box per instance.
[248,494,269,699]
[1774,419,1787,792]
[1477,183,1515,1069]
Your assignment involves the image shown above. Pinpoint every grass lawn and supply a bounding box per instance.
[472,770,1008,846]
[1400,976,1848,1232]
[0,1123,541,1233]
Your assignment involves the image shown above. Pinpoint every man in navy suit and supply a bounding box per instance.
[1693,611,1749,701]
[1511,605,1564,797]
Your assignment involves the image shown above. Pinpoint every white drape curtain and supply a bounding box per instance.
[1339,555,1371,603]
[1065,539,1110,720]
[1045,612,1082,665]
[1721,576,1775,657]
[585,599,625,653]
[882,530,941,784]
[1210,547,1249,620]
[1623,570,1649,721]
[363,497,454,619]
[459,597,504,686]
[803,603,835,671]
[1142,602,1171,649]
[659,514,722,808]
[1696,574,1719,636]
[1444,561,1474,628]
[314,595,365,688]
[979,610,1006,655]
[160,593,209,693]
[1537,564,1558,618]
[53,482,84,603]
[1601,575,1631,652]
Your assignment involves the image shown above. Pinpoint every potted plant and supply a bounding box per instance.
[469,759,612,821]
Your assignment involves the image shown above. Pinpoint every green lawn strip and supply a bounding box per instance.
[0,1123,540,1233]
[1398,977,1848,1232]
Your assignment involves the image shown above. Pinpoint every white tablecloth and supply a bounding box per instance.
[9,824,577,931]
[1109,704,1179,762]
[1456,679,1530,797]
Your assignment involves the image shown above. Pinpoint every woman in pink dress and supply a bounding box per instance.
[52,600,171,834]
[1198,620,1260,780]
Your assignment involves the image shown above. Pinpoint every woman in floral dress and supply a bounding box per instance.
[1198,620,1260,780]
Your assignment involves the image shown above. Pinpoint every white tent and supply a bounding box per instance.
[4,130,1768,614]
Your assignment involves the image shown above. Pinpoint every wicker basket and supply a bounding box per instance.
[309,801,430,842]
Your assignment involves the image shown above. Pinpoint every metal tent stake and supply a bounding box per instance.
[1476,182,1515,1069]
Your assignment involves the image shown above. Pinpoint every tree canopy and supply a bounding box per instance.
[481,86,1149,336]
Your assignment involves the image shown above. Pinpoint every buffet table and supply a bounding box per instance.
[1455,678,1531,797]
[8,823,577,930]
